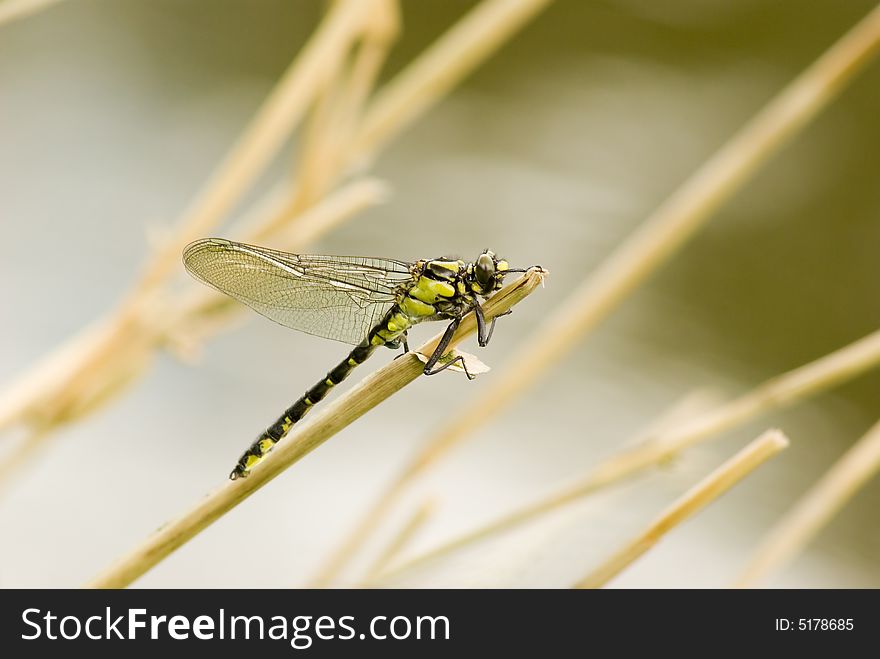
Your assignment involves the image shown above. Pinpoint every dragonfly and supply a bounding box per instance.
[183,238,530,480]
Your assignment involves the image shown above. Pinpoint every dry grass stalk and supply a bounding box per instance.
[734,417,880,588]
[574,430,790,589]
[636,328,880,458]
[132,0,376,295]
[350,0,555,163]
[294,0,400,203]
[86,268,546,589]
[312,4,880,585]
[363,498,437,583]
[372,326,880,571]
[365,389,723,584]
[0,0,551,484]
[0,0,62,26]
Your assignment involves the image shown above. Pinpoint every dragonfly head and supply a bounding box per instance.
[470,249,514,295]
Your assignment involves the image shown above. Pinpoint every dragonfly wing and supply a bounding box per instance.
[183,238,413,346]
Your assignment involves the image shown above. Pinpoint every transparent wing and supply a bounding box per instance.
[183,238,414,345]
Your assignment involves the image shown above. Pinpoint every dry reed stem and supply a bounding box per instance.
[638,328,880,458]
[364,498,437,583]
[0,0,62,26]
[328,0,401,174]
[132,0,374,295]
[0,0,368,441]
[293,0,400,204]
[0,0,550,465]
[350,0,555,163]
[86,268,546,589]
[366,389,723,584]
[574,430,790,589]
[311,4,880,585]
[376,326,880,552]
[734,417,880,588]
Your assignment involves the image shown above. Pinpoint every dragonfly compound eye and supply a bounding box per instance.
[475,252,496,290]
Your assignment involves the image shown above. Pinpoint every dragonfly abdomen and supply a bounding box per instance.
[229,338,379,479]
[228,288,438,480]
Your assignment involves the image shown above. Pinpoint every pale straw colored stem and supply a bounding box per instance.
[363,498,437,583]
[367,389,722,584]
[264,178,390,249]
[0,0,62,26]
[329,0,401,175]
[132,0,374,295]
[293,0,400,205]
[350,0,555,162]
[734,417,880,588]
[86,268,545,588]
[311,3,880,586]
[640,328,880,457]
[575,430,790,589]
[369,327,880,520]
[290,61,351,210]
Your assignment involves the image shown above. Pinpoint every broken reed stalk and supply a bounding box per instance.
[85,268,546,589]
[311,4,880,586]
[574,430,790,589]
[734,417,880,588]
[366,389,723,584]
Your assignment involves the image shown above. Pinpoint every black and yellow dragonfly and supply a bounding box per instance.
[183,238,528,480]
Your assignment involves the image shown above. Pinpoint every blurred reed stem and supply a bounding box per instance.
[574,430,789,589]
[365,389,723,584]
[734,417,880,588]
[363,498,437,583]
[311,3,880,586]
[350,0,555,163]
[132,0,374,295]
[85,268,546,589]
[369,327,880,584]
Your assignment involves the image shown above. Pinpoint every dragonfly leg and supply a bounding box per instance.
[474,302,488,347]
[392,333,410,360]
[485,309,512,346]
[424,317,475,380]
[426,353,473,380]
[474,303,512,347]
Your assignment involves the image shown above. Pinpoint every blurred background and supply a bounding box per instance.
[1,0,878,588]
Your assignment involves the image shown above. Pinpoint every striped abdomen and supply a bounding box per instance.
[229,266,462,479]
[229,337,378,479]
